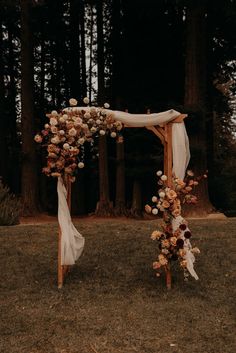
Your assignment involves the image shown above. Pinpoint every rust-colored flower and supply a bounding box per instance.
[161,239,170,248]
[162,200,170,208]
[170,237,177,246]
[166,190,177,200]
[153,261,161,269]
[151,230,163,240]
[145,204,152,214]
[172,208,181,217]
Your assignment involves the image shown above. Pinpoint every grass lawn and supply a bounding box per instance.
[0,218,235,353]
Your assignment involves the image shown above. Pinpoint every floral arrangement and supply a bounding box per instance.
[145,170,207,280]
[34,98,123,180]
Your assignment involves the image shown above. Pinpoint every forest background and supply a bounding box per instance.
[0,0,236,218]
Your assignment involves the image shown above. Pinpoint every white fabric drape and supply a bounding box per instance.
[110,109,190,180]
[57,177,85,265]
[64,107,190,180]
[172,123,190,180]
[60,107,190,266]
[171,216,199,280]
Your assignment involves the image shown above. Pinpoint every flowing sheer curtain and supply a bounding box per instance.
[58,108,190,265]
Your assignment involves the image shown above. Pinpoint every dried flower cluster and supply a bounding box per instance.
[34,98,123,180]
[145,170,206,279]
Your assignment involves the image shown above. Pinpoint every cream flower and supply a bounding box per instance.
[63,143,70,150]
[59,117,65,123]
[110,132,117,138]
[161,175,167,181]
[78,137,85,145]
[104,102,110,108]
[68,128,77,137]
[83,97,89,104]
[156,170,162,176]
[78,162,85,169]
[59,130,65,135]
[152,196,158,203]
[96,119,102,125]
[51,136,60,144]
[51,126,57,134]
[84,112,91,119]
[187,170,194,176]
[44,123,50,129]
[152,208,158,215]
[69,98,78,106]
[99,130,106,136]
[90,127,97,133]
[159,191,165,198]
[191,247,200,254]
[50,117,58,126]
[51,110,58,116]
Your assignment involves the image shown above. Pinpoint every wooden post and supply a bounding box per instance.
[58,175,72,289]
[164,123,173,188]
[165,264,172,290]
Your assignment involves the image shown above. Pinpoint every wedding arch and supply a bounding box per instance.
[35,102,192,289]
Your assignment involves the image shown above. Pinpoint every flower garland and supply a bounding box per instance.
[145,170,207,280]
[34,98,123,180]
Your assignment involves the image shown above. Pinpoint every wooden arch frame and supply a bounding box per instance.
[58,113,188,289]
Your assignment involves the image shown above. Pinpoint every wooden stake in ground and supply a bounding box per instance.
[58,176,72,289]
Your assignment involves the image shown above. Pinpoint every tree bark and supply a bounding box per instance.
[0,19,8,184]
[20,0,39,215]
[80,0,87,98]
[69,0,81,98]
[183,0,213,216]
[95,0,113,216]
[130,179,142,218]
[114,137,127,216]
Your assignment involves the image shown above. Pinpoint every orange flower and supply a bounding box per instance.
[151,230,163,240]
[158,254,168,266]
[170,237,177,246]
[166,190,177,200]
[162,200,170,208]
[161,239,170,248]
[172,208,181,217]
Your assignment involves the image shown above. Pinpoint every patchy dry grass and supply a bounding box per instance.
[0,218,236,353]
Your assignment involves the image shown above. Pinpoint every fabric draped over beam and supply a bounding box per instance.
[58,108,190,265]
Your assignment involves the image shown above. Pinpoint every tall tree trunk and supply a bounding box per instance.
[184,0,213,216]
[20,0,39,215]
[80,0,87,98]
[0,20,8,184]
[114,137,127,216]
[130,179,142,218]
[95,0,113,216]
[88,4,93,102]
[70,0,81,98]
